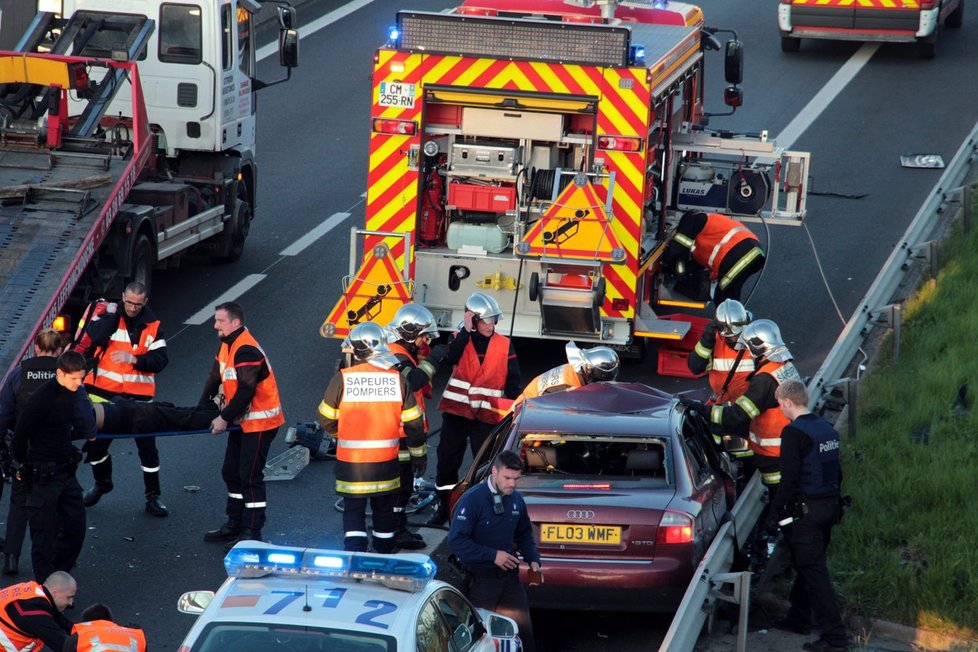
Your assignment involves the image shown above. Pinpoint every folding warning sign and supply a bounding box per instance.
[320,247,413,339]
[516,178,626,262]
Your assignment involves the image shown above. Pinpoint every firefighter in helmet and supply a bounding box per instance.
[682,319,800,503]
[663,211,765,304]
[688,299,755,459]
[385,303,447,550]
[317,322,426,553]
[513,342,619,407]
[426,292,522,526]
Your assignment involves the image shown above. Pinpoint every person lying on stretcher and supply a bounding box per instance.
[92,399,219,435]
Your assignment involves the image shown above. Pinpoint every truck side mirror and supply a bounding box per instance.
[723,86,743,108]
[724,39,743,85]
[279,28,298,68]
[278,6,296,29]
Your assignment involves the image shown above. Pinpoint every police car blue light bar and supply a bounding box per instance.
[224,542,437,592]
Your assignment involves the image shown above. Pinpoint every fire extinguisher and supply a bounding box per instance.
[419,166,445,246]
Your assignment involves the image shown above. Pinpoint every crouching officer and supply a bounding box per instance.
[66,602,147,652]
[318,322,426,553]
[448,450,541,652]
[12,352,94,582]
[769,379,849,652]
[0,571,76,651]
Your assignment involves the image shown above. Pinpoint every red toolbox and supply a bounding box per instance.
[447,183,516,213]
[656,314,710,378]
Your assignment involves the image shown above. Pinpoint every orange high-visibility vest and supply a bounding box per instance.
[336,363,405,465]
[708,335,755,403]
[71,620,146,652]
[438,334,512,424]
[746,360,801,458]
[389,342,429,432]
[85,319,162,398]
[689,213,758,281]
[514,364,582,407]
[218,328,285,433]
[0,581,49,651]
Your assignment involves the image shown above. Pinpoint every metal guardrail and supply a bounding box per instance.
[660,120,978,651]
[659,472,765,651]
[808,120,978,413]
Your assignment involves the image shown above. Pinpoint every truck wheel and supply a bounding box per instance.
[947,0,964,28]
[917,34,937,58]
[528,272,540,302]
[780,36,800,53]
[215,194,251,263]
[128,234,156,294]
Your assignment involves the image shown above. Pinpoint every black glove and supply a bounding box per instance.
[427,344,450,366]
[763,512,781,535]
[678,396,709,417]
[411,456,427,477]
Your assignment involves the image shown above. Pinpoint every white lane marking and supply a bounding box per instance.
[184,274,267,325]
[279,212,350,256]
[257,0,379,61]
[775,42,879,150]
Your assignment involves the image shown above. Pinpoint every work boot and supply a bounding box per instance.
[84,455,114,507]
[3,554,18,576]
[225,529,262,551]
[83,483,113,507]
[144,495,169,518]
[204,522,243,542]
[394,529,426,550]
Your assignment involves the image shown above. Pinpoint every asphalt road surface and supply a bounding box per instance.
[2,0,976,649]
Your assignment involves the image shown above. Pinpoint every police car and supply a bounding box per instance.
[177,542,522,651]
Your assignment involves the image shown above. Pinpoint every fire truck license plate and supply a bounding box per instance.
[540,524,621,545]
[378,81,417,108]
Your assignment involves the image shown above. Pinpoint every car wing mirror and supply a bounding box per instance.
[177,590,215,615]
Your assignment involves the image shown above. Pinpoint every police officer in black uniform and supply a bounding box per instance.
[448,450,541,652]
[11,351,96,582]
[769,379,849,652]
[0,329,65,576]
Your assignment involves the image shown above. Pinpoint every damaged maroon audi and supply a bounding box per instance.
[451,382,736,612]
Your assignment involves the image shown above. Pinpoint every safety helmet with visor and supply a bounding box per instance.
[566,341,620,383]
[388,303,437,344]
[738,319,792,363]
[715,299,752,340]
[343,322,391,361]
[465,292,503,325]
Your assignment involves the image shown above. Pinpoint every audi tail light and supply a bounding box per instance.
[371,118,417,135]
[563,483,611,490]
[656,511,693,544]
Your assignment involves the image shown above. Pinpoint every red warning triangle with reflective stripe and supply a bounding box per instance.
[321,248,413,339]
[517,178,625,262]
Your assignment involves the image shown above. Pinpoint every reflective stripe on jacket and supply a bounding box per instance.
[513,364,583,407]
[71,620,146,652]
[737,360,800,459]
[86,320,163,398]
[218,328,285,432]
[675,212,762,286]
[438,334,512,423]
[0,581,48,651]
[707,335,754,402]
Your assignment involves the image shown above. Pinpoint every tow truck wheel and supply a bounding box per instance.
[128,234,155,295]
[214,184,252,263]
[780,36,800,53]
[947,0,964,28]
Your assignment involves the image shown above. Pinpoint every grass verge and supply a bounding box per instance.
[831,215,978,642]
